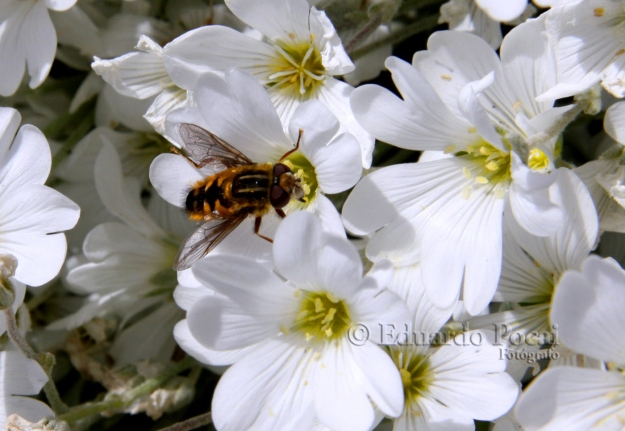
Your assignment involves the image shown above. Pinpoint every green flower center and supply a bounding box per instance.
[528,148,550,172]
[282,151,318,206]
[267,40,325,99]
[452,141,512,198]
[290,291,351,343]
[389,347,433,406]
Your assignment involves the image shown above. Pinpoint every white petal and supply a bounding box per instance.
[500,16,556,117]
[149,153,206,208]
[163,25,275,90]
[541,0,625,99]
[212,339,314,431]
[312,193,347,238]
[516,367,625,430]
[273,211,324,285]
[174,319,257,366]
[312,341,376,431]
[390,264,455,346]
[604,101,625,145]
[428,331,519,420]
[351,57,473,152]
[551,255,625,363]
[110,303,181,365]
[507,153,562,237]
[194,69,292,162]
[0,351,53,427]
[45,0,76,11]
[413,31,513,128]
[187,295,274,351]
[0,108,20,162]
[317,78,374,168]
[288,100,340,157]
[92,47,168,99]
[0,125,50,192]
[475,0,527,21]
[192,254,295,321]
[0,186,78,286]
[457,73,506,151]
[225,0,310,42]
[22,1,56,89]
[506,168,598,276]
[496,227,554,302]
[144,86,188,135]
[306,132,362,194]
[348,341,404,417]
[310,7,354,75]
[95,142,166,238]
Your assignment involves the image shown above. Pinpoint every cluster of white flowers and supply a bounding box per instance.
[1,0,625,430]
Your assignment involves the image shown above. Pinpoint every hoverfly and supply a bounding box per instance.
[172,123,305,271]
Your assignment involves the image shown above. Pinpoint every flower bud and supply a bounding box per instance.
[0,254,18,310]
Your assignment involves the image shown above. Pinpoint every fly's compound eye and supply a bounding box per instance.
[273,163,291,177]
[270,184,291,208]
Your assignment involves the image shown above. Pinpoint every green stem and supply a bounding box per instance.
[345,12,385,53]
[398,0,446,15]
[26,284,56,311]
[57,356,196,424]
[3,307,68,414]
[43,97,96,141]
[156,412,213,431]
[350,14,440,61]
[51,104,95,171]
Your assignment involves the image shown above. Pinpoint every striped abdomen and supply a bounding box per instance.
[185,164,272,220]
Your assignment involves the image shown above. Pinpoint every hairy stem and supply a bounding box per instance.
[350,14,440,61]
[57,356,196,424]
[345,12,385,53]
[3,307,68,414]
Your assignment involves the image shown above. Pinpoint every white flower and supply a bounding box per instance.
[0,351,53,428]
[175,211,411,431]
[475,0,528,21]
[575,101,625,233]
[467,169,598,378]
[54,126,172,248]
[343,28,568,315]
[516,255,625,430]
[162,0,375,167]
[540,0,625,100]
[439,0,503,49]
[0,107,80,286]
[386,264,518,430]
[149,69,361,267]
[0,0,77,96]
[92,36,187,135]
[54,143,182,365]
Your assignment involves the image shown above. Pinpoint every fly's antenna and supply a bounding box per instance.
[279,129,303,161]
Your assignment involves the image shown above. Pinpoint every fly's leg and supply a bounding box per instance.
[254,216,274,243]
[279,129,303,161]
[275,208,286,219]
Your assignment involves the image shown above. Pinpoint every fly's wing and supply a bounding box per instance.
[176,123,253,168]
[173,214,247,271]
